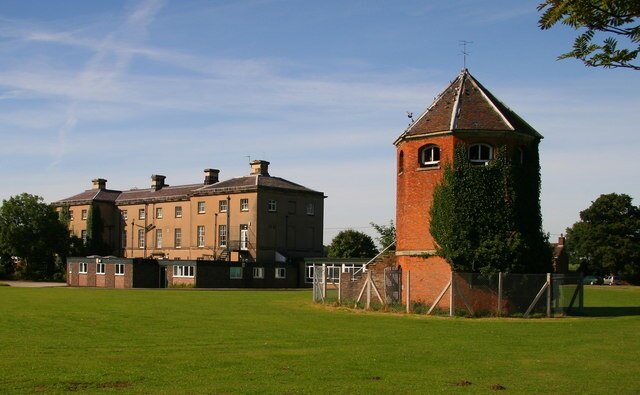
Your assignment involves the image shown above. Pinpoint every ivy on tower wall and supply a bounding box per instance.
[430,143,550,274]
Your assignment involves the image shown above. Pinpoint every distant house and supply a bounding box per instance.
[66,256,301,289]
[57,160,325,288]
[551,235,569,273]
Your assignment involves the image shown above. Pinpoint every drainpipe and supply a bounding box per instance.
[214,213,218,260]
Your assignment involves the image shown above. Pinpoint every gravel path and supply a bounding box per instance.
[2,281,67,288]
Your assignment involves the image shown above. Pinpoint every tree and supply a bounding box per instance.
[0,193,69,279]
[538,0,640,70]
[328,229,378,259]
[430,145,551,275]
[86,203,110,255]
[566,193,640,283]
[370,220,396,250]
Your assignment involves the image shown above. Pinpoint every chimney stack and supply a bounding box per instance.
[558,234,565,246]
[151,175,166,191]
[204,168,220,185]
[92,178,107,190]
[250,160,270,176]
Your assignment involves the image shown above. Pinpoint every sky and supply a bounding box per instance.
[0,0,638,246]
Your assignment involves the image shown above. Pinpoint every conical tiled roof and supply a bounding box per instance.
[395,69,542,143]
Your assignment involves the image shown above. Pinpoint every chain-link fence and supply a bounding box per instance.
[314,266,585,318]
[451,272,583,317]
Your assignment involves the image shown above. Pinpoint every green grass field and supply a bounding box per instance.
[0,286,638,394]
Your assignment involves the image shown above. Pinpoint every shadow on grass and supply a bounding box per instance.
[568,306,640,317]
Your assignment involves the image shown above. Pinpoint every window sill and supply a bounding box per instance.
[416,166,441,172]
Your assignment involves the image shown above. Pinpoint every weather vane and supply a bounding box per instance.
[406,111,414,126]
[459,40,473,69]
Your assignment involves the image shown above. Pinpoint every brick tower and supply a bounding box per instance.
[393,69,543,305]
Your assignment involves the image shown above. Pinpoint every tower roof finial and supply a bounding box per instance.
[459,40,473,70]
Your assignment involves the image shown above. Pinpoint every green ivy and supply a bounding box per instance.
[430,143,550,274]
[86,203,109,255]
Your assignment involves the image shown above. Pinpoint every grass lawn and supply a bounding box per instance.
[0,286,638,394]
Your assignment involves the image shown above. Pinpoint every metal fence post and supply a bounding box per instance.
[498,272,503,316]
[450,271,454,317]
[322,264,327,301]
[546,273,551,318]
[407,270,411,313]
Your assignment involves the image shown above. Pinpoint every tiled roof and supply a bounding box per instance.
[195,175,321,195]
[116,184,199,203]
[55,174,322,205]
[396,69,542,142]
[56,189,121,204]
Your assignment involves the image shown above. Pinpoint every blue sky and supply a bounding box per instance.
[0,0,638,245]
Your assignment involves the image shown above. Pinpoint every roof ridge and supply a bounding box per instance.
[465,71,515,131]
[403,73,461,137]
[449,70,466,130]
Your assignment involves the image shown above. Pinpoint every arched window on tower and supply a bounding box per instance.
[469,143,492,165]
[398,150,404,174]
[419,145,440,168]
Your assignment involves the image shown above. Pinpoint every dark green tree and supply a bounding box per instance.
[328,229,378,259]
[0,252,14,279]
[430,145,551,275]
[86,203,109,255]
[0,193,69,279]
[538,0,640,70]
[566,193,640,283]
[370,220,396,250]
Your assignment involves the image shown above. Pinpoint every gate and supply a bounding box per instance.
[312,265,325,302]
[384,267,401,304]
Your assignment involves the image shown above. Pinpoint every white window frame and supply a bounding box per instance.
[122,230,127,249]
[268,200,277,212]
[96,262,105,275]
[175,206,182,218]
[275,267,286,279]
[138,229,145,249]
[81,230,88,246]
[174,228,182,249]
[219,200,228,213]
[172,265,195,278]
[115,263,125,276]
[218,225,227,247]
[121,210,127,220]
[420,145,441,167]
[306,203,315,216]
[69,210,74,220]
[81,209,88,220]
[253,267,264,279]
[197,225,205,248]
[198,201,206,214]
[139,208,145,220]
[230,267,243,279]
[156,229,163,248]
[155,207,163,219]
[469,143,493,165]
[240,225,249,251]
[240,198,249,211]
[79,262,88,274]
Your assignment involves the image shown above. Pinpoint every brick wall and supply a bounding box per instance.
[398,255,453,309]
[396,135,458,252]
[338,263,389,304]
